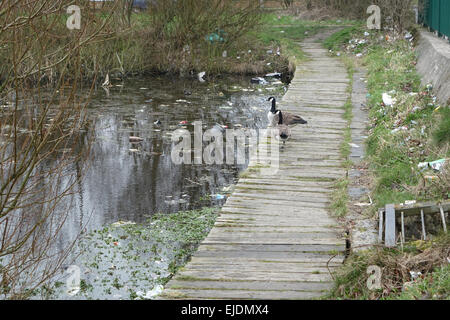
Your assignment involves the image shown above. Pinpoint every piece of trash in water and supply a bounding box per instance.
[135,285,164,300]
[198,71,206,83]
[112,221,136,227]
[213,194,226,200]
[221,186,233,193]
[382,93,395,106]
[154,120,161,125]
[129,136,144,143]
[129,149,140,153]
[265,72,282,78]
[251,77,268,85]
[179,120,188,125]
[112,241,120,246]
[164,199,188,205]
[102,74,111,88]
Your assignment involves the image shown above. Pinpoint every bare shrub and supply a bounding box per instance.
[145,0,262,72]
[0,0,117,299]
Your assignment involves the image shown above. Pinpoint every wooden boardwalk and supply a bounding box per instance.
[161,31,350,300]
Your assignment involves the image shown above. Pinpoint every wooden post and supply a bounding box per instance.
[421,209,427,241]
[378,209,384,243]
[401,211,405,243]
[439,205,447,233]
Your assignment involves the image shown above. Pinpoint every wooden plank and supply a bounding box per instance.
[439,205,448,233]
[385,204,397,247]
[174,270,333,282]
[393,200,450,217]
[378,209,384,244]
[161,289,324,300]
[166,280,333,292]
[197,244,344,253]
[421,209,427,241]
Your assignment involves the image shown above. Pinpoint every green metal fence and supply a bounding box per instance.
[420,0,450,38]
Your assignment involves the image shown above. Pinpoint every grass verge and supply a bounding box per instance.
[323,23,450,300]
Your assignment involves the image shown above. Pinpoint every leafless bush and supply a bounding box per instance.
[0,0,117,299]
[145,0,262,70]
[296,0,415,32]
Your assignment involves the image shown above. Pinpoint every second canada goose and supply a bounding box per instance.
[276,111,291,145]
[267,97,308,127]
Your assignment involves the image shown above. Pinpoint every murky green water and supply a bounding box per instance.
[25,74,286,299]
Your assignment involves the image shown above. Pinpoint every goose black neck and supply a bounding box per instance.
[278,111,283,125]
[270,98,277,113]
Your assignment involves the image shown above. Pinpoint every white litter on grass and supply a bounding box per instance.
[418,159,447,172]
[409,271,422,280]
[382,93,395,106]
[391,126,408,134]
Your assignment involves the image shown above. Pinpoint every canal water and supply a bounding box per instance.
[10,74,287,299]
[69,75,286,232]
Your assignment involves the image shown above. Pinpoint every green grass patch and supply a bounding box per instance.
[323,26,361,51]
[433,107,450,147]
[324,24,449,211]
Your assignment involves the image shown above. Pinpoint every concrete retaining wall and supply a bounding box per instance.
[416,30,450,105]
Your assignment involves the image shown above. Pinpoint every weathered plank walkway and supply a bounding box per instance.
[161,30,350,300]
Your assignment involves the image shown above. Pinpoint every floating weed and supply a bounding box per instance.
[37,208,218,300]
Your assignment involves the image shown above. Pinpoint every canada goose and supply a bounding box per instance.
[276,111,291,145]
[267,97,308,127]
[267,96,279,127]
